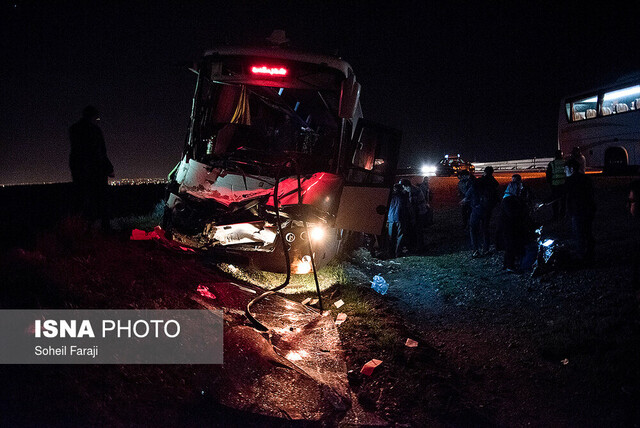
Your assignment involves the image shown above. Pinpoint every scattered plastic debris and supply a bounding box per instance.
[334,299,344,308]
[322,310,330,317]
[310,298,319,305]
[196,285,216,300]
[360,359,382,376]
[301,297,311,305]
[130,229,156,240]
[405,338,418,348]
[561,358,569,365]
[335,313,347,325]
[371,275,389,295]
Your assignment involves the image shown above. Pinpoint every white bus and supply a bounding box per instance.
[163,42,401,273]
[558,73,640,174]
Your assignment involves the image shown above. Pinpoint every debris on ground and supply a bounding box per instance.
[404,338,418,348]
[370,274,389,295]
[335,313,347,325]
[360,359,383,376]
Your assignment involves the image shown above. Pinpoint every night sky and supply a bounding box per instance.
[1,1,639,185]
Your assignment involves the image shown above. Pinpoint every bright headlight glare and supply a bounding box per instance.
[293,257,312,275]
[421,165,436,175]
[310,226,326,242]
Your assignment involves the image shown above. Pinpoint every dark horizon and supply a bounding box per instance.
[1,1,639,185]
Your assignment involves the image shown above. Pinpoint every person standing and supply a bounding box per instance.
[498,178,530,272]
[546,150,566,221]
[419,176,434,227]
[570,146,587,174]
[69,105,114,231]
[387,183,409,258]
[401,178,428,252]
[564,158,596,264]
[461,175,487,258]
[457,170,474,230]
[475,166,500,254]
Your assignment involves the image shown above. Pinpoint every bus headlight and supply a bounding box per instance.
[293,255,313,274]
[309,226,326,243]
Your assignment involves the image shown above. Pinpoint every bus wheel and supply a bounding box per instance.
[603,146,628,175]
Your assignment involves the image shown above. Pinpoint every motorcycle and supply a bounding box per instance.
[529,221,568,278]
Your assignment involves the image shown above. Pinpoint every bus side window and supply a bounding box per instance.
[573,111,586,121]
[634,98,640,110]
[602,106,612,116]
[586,109,597,119]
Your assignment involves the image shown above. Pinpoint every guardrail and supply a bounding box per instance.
[473,157,553,172]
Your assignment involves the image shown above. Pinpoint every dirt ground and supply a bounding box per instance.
[333,174,640,427]
[1,174,639,427]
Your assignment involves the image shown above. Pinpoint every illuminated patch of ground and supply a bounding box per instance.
[216,261,349,294]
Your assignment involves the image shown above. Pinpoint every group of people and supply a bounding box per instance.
[450,147,598,272]
[458,167,501,258]
[458,167,535,270]
[456,148,596,273]
[387,177,433,257]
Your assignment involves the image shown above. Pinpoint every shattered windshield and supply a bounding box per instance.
[189,57,343,173]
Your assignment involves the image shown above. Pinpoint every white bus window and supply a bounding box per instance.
[603,85,640,114]
[569,95,597,121]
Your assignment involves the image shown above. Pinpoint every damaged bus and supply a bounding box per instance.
[163,44,400,273]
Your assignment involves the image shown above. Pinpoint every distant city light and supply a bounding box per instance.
[109,178,167,186]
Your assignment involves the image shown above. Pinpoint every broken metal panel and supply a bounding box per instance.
[265,172,343,218]
[204,221,276,246]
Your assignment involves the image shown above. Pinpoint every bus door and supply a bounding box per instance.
[335,119,401,235]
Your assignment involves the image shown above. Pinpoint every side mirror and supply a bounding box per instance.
[338,73,361,119]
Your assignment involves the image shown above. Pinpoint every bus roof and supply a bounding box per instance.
[202,46,353,78]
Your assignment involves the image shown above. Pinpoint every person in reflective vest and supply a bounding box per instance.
[546,150,566,221]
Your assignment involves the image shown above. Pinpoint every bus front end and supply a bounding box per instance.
[163,48,354,273]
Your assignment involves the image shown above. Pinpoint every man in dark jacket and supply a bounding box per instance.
[546,150,566,221]
[564,158,596,263]
[461,175,487,258]
[387,183,410,258]
[69,105,114,231]
[498,178,532,272]
[401,178,428,252]
[457,170,474,230]
[475,166,500,254]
